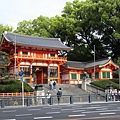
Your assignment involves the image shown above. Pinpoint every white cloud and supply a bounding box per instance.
[0,0,74,29]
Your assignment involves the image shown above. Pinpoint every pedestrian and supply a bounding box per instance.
[118,89,120,101]
[49,80,53,90]
[53,80,56,90]
[41,90,45,105]
[57,88,62,104]
[46,91,51,105]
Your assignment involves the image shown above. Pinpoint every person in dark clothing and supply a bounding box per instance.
[57,88,62,104]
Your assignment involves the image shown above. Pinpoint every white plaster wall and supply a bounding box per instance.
[49,64,58,66]
[62,74,68,80]
[20,62,30,65]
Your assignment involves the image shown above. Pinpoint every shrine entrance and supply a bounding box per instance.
[32,66,48,84]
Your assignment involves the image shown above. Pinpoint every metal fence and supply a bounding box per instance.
[0,93,119,108]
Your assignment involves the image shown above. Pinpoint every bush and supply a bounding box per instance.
[90,80,119,90]
[0,79,34,93]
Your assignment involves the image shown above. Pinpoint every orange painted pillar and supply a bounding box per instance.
[48,65,50,84]
[30,64,33,84]
[58,65,60,84]
[18,63,20,71]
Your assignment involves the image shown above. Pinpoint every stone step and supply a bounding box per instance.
[32,84,88,96]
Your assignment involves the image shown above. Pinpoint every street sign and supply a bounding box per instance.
[19,70,24,76]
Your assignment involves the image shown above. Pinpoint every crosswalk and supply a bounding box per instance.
[1,102,120,120]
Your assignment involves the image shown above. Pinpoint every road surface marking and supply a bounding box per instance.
[28,109,41,111]
[82,109,120,114]
[16,114,32,117]
[2,110,16,113]
[96,108,108,110]
[80,115,120,119]
[62,106,106,111]
[100,112,116,115]
[2,119,16,120]
[68,114,86,117]
[46,111,60,114]
[34,116,53,119]
[73,110,85,112]
[51,108,61,109]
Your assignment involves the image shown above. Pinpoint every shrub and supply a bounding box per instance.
[0,79,34,93]
[90,80,119,90]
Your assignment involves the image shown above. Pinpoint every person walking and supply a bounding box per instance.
[57,88,62,104]
[49,80,53,90]
[46,91,51,105]
[53,80,56,90]
[41,90,45,105]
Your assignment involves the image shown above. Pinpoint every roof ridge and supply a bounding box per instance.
[86,58,109,63]
[7,32,60,41]
[67,61,87,64]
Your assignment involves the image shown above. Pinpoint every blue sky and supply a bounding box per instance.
[0,0,73,29]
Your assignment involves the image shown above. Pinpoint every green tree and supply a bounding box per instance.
[14,20,33,35]
[0,51,10,78]
[0,24,12,41]
[14,0,120,62]
[62,0,120,61]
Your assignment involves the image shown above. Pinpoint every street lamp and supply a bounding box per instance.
[14,34,16,79]
[94,45,95,79]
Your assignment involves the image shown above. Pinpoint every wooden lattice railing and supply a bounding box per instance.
[0,92,34,97]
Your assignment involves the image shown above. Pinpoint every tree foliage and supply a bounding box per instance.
[62,0,120,61]
[14,0,120,62]
[0,24,12,41]
[0,51,10,77]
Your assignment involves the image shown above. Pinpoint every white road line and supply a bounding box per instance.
[28,109,41,111]
[82,109,120,114]
[2,110,16,113]
[51,108,61,110]
[96,108,108,110]
[73,110,85,112]
[2,119,16,120]
[62,106,107,111]
[16,114,32,117]
[100,112,116,115]
[46,112,60,114]
[68,114,86,117]
[34,116,53,119]
[62,108,76,111]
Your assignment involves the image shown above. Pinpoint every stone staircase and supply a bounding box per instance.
[32,84,88,96]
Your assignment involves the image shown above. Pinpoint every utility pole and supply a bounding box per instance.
[94,45,95,79]
[14,34,16,79]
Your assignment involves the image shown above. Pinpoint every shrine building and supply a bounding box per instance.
[0,32,119,84]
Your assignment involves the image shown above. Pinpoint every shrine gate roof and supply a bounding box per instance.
[2,32,71,51]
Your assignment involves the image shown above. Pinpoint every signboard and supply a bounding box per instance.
[19,70,24,76]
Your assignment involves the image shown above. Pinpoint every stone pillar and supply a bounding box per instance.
[82,78,91,91]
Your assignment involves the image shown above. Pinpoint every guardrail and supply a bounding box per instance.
[0,93,119,108]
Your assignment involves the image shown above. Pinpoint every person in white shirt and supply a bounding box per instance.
[41,90,45,105]
[46,91,51,104]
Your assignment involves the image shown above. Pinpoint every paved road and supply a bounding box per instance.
[0,102,120,120]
